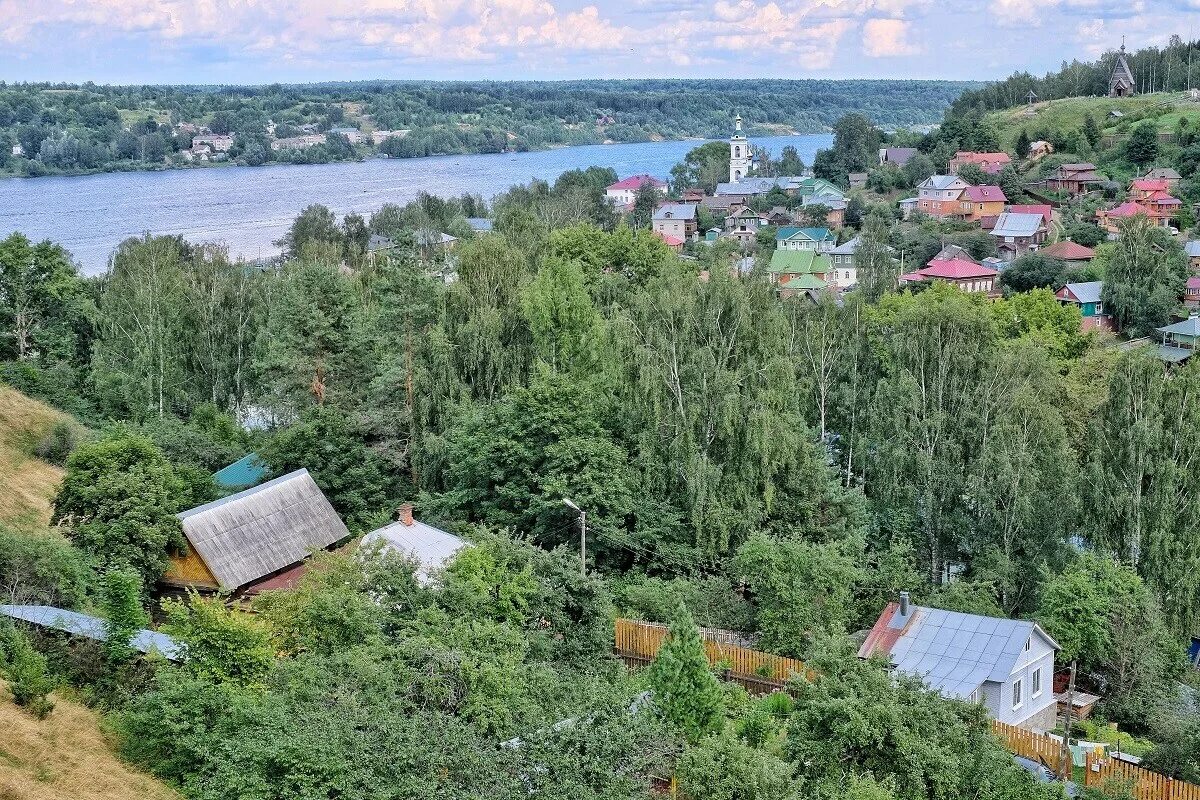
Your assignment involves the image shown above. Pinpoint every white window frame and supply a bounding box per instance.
[1032,668,1042,698]
[1012,678,1023,710]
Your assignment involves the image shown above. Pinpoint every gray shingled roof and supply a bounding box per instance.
[178,469,349,592]
[830,235,860,255]
[920,175,966,190]
[991,212,1044,238]
[883,605,1059,700]
[652,203,697,221]
[1063,281,1103,305]
[362,518,469,585]
[1,604,180,660]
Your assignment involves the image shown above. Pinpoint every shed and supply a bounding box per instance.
[164,468,349,594]
[213,452,269,492]
[1,604,180,661]
[361,504,469,585]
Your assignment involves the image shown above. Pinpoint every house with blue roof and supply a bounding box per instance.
[213,452,270,492]
[859,592,1061,730]
[776,227,836,253]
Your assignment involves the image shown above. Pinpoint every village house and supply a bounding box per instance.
[1007,204,1053,225]
[362,503,469,586]
[328,125,365,145]
[605,175,668,206]
[1098,182,1180,231]
[701,194,746,215]
[11,144,24,157]
[829,235,860,289]
[859,593,1061,731]
[1028,140,1054,160]
[899,247,998,294]
[949,151,1012,175]
[1157,316,1200,363]
[371,129,410,145]
[1186,241,1200,272]
[1186,277,1200,310]
[724,207,769,244]
[879,147,917,167]
[916,175,971,218]
[1040,240,1095,266]
[162,469,349,596]
[766,206,795,226]
[803,197,847,228]
[959,186,1008,221]
[1046,163,1103,196]
[192,134,234,152]
[990,212,1047,258]
[1055,281,1113,331]
[1143,167,1182,189]
[776,226,836,252]
[271,134,327,151]
[652,203,698,243]
[848,172,868,190]
[768,249,831,298]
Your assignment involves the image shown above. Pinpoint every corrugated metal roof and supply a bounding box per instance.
[652,203,696,221]
[362,519,468,585]
[1159,317,1200,337]
[991,212,1044,238]
[860,601,1059,700]
[178,469,349,592]
[213,452,269,491]
[1062,281,1103,305]
[0,604,180,660]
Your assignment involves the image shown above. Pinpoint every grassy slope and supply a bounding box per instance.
[0,682,179,800]
[0,386,70,530]
[986,91,1200,150]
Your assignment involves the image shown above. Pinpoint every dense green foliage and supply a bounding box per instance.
[0,79,970,177]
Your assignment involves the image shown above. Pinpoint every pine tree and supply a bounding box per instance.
[646,602,724,741]
[1082,114,1102,148]
[1015,129,1031,160]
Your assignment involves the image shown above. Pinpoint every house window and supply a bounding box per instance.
[1012,679,1023,709]
[1096,302,1104,314]
[1024,637,1030,652]
[1032,668,1042,698]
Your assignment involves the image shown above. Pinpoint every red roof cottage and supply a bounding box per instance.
[1040,240,1095,265]
[899,247,998,294]
[605,175,668,206]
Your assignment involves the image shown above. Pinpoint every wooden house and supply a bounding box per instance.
[959,186,1008,221]
[162,469,349,596]
[1046,163,1104,196]
[1040,240,1095,266]
[1055,281,1113,332]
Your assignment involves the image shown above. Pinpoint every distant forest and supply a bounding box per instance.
[951,35,1200,112]
[0,79,973,177]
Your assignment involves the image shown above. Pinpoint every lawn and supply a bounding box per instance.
[987,92,1200,149]
[0,385,71,529]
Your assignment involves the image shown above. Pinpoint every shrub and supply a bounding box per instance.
[34,419,82,465]
[5,632,55,719]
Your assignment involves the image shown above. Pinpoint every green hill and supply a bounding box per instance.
[987,91,1200,150]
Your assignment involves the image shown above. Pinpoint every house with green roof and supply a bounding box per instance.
[768,250,832,299]
[776,227,836,253]
[213,452,270,493]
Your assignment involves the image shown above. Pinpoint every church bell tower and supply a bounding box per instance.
[730,114,751,183]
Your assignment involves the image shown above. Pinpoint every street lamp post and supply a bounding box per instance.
[563,498,586,576]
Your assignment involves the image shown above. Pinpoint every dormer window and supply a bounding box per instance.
[1024,637,1030,652]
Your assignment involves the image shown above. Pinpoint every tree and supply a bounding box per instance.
[0,233,91,366]
[1015,129,1031,160]
[1124,122,1159,167]
[676,732,794,800]
[1083,114,1102,148]
[1065,221,1106,248]
[0,525,91,607]
[777,145,805,176]
[1100,216,1187,337]
[955,163,988,187]
[855,212,899,302]
[902,152,936,188]
[814,114,881,182]
[844,195,866,229]
[799,204,832,228]
[4,631,55,719]
[999,253,1067,294]
[630,182,659,230]
[646,603,724,742]
[52,430,191,587]
[163,591,274,685]
[100,567,149,665]
[277,204,344,260]
[519,256,602,373]
[671,141,730,194]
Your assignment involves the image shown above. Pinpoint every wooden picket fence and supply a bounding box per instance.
[992,720,1200,800]
[614,618,808,691]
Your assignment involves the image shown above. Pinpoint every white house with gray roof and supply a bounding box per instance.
[652,203,698,242]
[859,593,1061,730]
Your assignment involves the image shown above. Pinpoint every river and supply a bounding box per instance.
[0,134,831,275]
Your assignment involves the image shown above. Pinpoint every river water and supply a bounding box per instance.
[0,134,831,275]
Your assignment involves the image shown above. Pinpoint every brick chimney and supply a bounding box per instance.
[397,503,414,527]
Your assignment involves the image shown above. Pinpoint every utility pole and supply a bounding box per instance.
[1059,660,1078,781]
[563,498,586,576]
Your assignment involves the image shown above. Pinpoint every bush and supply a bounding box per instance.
[0,524,92,606]
[5,632,56,719]
[34,419,83,465]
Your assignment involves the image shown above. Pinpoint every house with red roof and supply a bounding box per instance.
[1040,240,1095,265]
[899,247,998,294]
[606,175,668,206]
[949,151,1012,175]
[1098,179,1181,231]
[1129,178,1172,200]
[959,185,1008,221]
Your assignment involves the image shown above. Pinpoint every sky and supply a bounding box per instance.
[0,0,1196,85]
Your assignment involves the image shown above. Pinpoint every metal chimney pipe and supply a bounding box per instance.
[899,591,910,616]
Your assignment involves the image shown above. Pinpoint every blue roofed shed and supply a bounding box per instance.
[1,604,181,660]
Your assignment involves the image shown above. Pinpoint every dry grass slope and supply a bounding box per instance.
[0,682,179,800]
[0,386,68,529]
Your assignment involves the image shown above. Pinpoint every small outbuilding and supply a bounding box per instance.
[163,468,349,596]
[361,503,469,585]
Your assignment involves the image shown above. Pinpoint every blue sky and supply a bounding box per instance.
[0,0,1193,84]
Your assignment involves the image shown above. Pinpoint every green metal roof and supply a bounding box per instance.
[779,274,828,290]
[213,452,270,491]
[769,249,832,274]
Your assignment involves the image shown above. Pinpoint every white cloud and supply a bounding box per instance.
[862,17,919,56]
